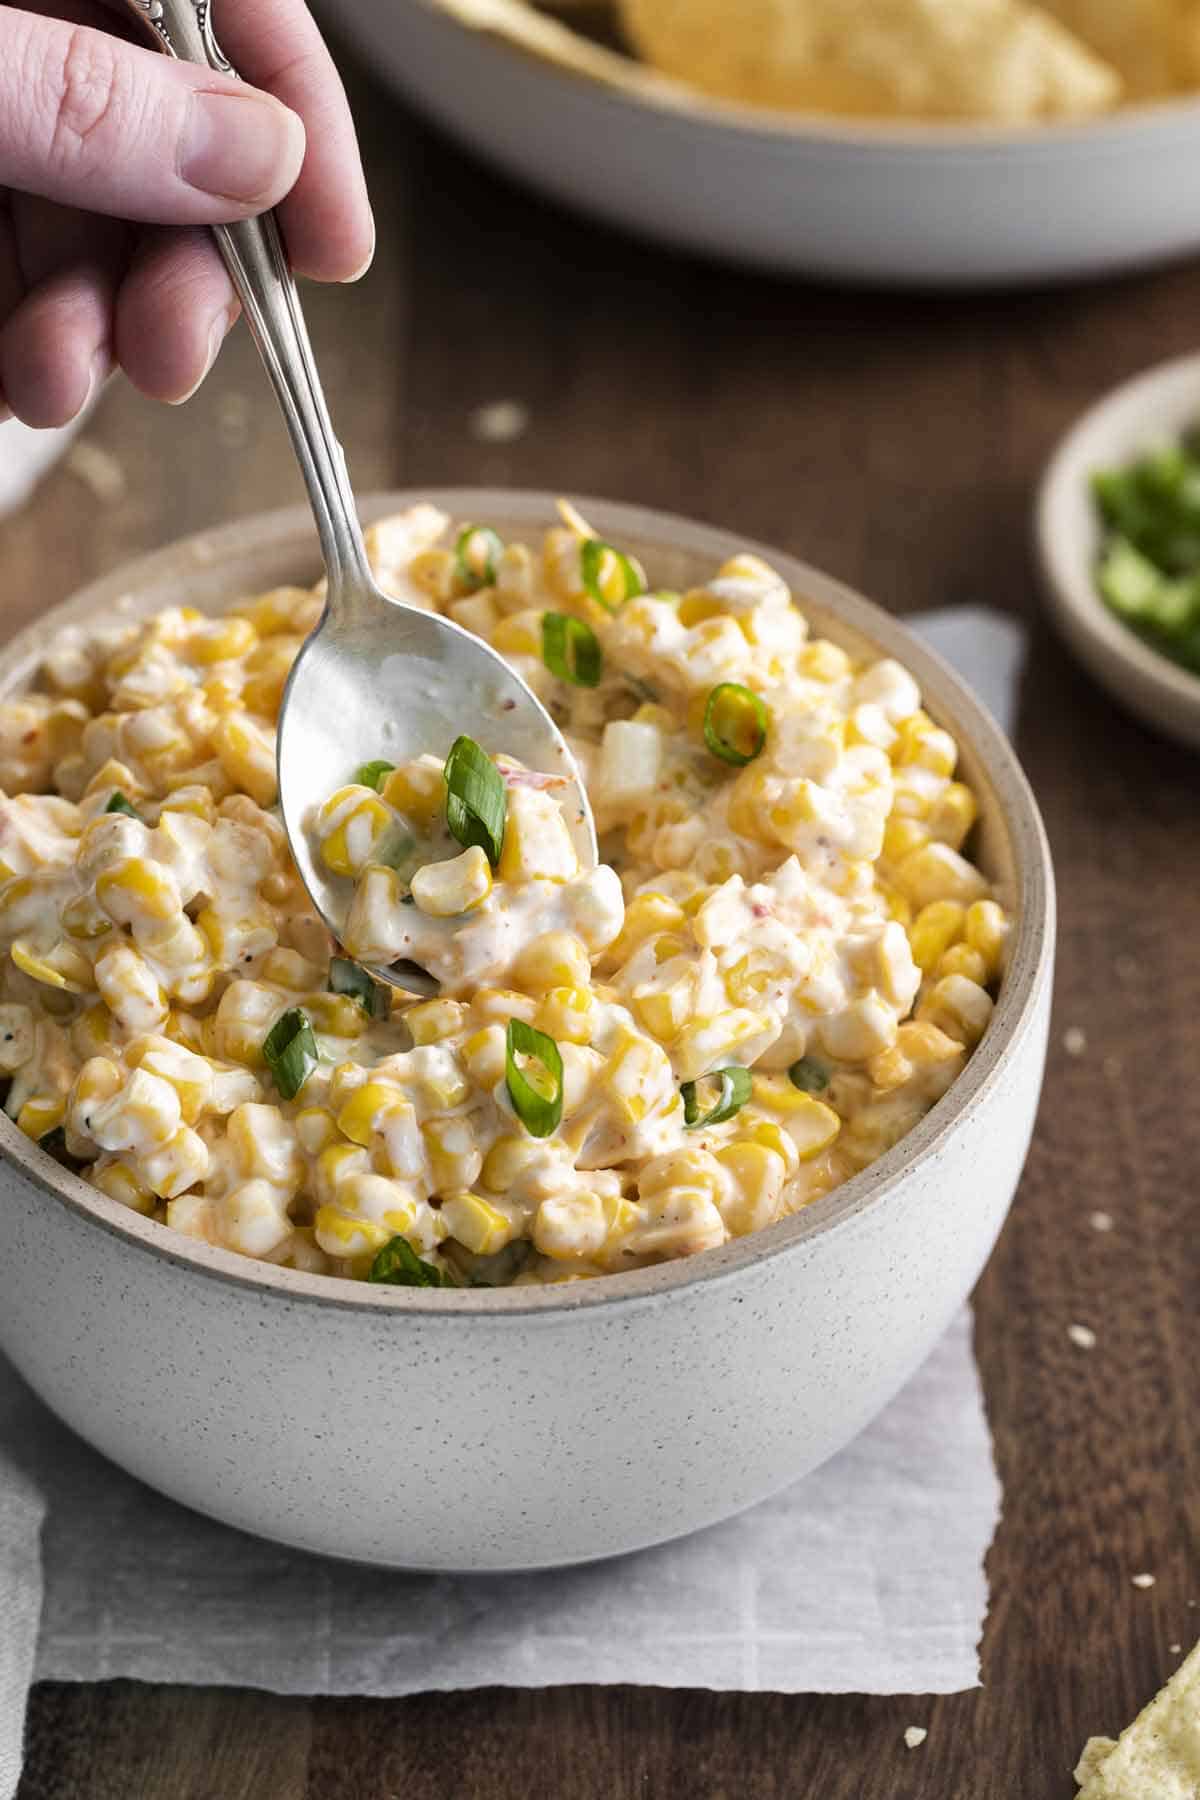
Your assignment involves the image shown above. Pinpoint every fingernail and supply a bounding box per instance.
[169,310,233,407]
[180,91,306,204]
[84,350,110,414]
[343,222,377,285]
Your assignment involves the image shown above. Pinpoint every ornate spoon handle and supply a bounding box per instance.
[121,0,373,600]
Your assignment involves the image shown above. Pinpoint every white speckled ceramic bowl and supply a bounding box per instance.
[1037,352,1200,752]
[0,493,1055,1571]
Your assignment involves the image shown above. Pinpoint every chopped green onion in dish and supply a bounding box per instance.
[788,1056,830,1094]
[703,682,769,765]
[1092,438,1200,676]
[262,1008,319,1101]
[455,524,504,591]
[354,760,395,791]
[329,956,389,1020]
[369,1234,446,1288]
[542,612,603,687]
[374,825,418,873]
[505,1018,563,1138]
[681,1066,752,1130]
[443,736,506,866]
[105,791,140,819]
[580,538,646,613]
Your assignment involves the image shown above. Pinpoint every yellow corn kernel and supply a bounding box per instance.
[603,892,686,968]
[632,976,695,1045]
[403,998,467,1045]
[490,612,541,657]
[422,1116,483,1194]
[878,882,912,928]
[935,943,989,985]
[72,1004,117,1060]
[96,857,180,926]
[60,890,114,941]
[337,1081,405,1148]
[11,938,95,994]
[327,1060,368,1109]
[317,786,398,880]
[882,815,930,865]
[606,1030,667,1126]
[927,782,978,851]
[673,1009,773,1084]
[304,992,369,1038]
[908,900,966,974]
[241,640,299,719]
[212,712,277,808]
[894,1020,966,1066]
[470,988,537,1026]
[865,1042,913,1093]
[211,979,280,1067]
[160,785,218,825]
[313,1203,392,1257]
[724,766,777,845]
[895,713,957,778]
[380,760,444,828]
[917,974,994,1047]
[442,1191,514,1255]
[743,1118,801,1178]
[713,1141,787,1236]
[893,842,988,910]
[260,947,323,991]
[294,1105,339,1156]
[799,639,852,682]
[231,587,313,636]
[537,985,595,1046]
[965,899,1009,982]
[92,1159,156,1215]
[411,845,492,917]
[481,1133,542,1193]
[461,1023,509,1089]
[512,931,592,995]
[127,1035,213,1124]
[189,616,258,665]
[317,1142,372,1197]
[408,547,457,604]
[18,1096,66,1141]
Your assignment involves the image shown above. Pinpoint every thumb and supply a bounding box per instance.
[0,9,306,223]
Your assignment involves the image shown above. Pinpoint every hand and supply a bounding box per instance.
[0,0,374,427]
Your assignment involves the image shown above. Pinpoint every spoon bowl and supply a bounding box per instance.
[124,0,595,993]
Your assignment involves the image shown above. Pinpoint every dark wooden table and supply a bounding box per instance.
[8,43,1200,1800]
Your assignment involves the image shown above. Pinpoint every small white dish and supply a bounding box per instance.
[1036,351,1200,753]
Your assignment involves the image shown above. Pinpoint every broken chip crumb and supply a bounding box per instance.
[469,400,530,444]
[1170,1643,1183,1655]
[1088,1211,1114,1232]
[903,1726,927,1750]
[1074,1639,1199,1796]
[1131,1573,1156,1589]
[1064,1026,1088,1056]
[1068,1323,1097,1349]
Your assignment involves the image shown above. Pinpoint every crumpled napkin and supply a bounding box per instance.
[0,606,1023,1800]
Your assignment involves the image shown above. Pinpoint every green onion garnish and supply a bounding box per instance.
[455,524,504,591]
[329,956,389,1020]
[681,1066,753,1130]
[369,1234,446,1288]
[354,760,395,791]
[374,826,417,872]
[443,736,506,867]
[703,682,769,766]
[580,538,646,613]
[788,1056,829,1094]
[105,791,140,819]
[542,612,603,687]
[505,1019,564,1138]
[262,1008,319,1101]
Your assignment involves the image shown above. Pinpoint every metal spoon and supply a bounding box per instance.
[123,0,596,997]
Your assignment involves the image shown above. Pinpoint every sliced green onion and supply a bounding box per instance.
[443,736,506,867]
[681,1066,753,1130]
[374,825,417,872]
[788,1056,829,1094]
[263,1008,319,1101]
[354,760,395,791]
[703,682,769,766]
[329,956,389,1020]
[369,1234,445,1288]
[580,538,646,613]
[105,791,140,819]
[542,612,603,687]
[505,1018,563,1138]
[455,524,504,591]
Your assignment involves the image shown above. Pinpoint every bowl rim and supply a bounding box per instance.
[401,0,1200,153]
[1035,349,1200,721]
[0,489,1055,1317]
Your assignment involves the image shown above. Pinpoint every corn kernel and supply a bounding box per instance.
[512,931,592,995]
[882,816,930,865]
[918,974,994,1047]
[411,845,493,917]
[714,1141,787,1236]
[537,985,595,1045]
[92,1159,155,1215]
[337,1081,405,1148]
[18,1095,66,1140]
[893,842,988,910]
[317,786,399,879]
[936,943,989,985]
[965,899,1009,982]
[908,900,966,974]
[927,782,978,851]
[442,1190,514,1255]
[380,760,444,828]
[212,712,277,808]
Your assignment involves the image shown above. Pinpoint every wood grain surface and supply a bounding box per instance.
[8,45,1200,1800]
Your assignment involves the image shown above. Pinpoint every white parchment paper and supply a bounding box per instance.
[0,607,1023,1798]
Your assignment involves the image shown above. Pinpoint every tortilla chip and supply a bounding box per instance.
[617,0,1121,121]
[1075,1640,1200,1800]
